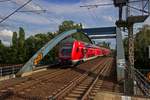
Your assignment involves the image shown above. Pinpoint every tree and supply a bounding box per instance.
[0,40,4,48]
[16,27,26,63]
[58,20,91,43]
[25,32,56,64]
[18,27,25,48]
[124,24,150,69]
[12,32,18,47]
[0,40,4,63]
[58,20,75,34]
[134,25,150,69]
[0,21,92,64]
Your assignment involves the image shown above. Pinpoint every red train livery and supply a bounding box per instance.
[59,40,111,64]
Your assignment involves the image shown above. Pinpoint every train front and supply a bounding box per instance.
[59,42,73,65]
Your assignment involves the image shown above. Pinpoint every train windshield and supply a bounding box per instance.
[61,48,72,56]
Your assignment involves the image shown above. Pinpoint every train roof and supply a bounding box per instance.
[60,38,110,50]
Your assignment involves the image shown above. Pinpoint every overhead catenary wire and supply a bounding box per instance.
[80,0,147,8]
[17,9,46,13]
[0,0,11,2]
[80,0,149,20]
[11,0,45,14]
[0,0,63,30]
[0,0,32,23]
[80,0,101,26]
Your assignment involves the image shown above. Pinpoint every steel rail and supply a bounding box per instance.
[52,58,111,99]
[52,58,108,99]
[81,58,113,99]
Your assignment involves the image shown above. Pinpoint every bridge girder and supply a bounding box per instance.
[17,27,125,82]
[88,34,116,39]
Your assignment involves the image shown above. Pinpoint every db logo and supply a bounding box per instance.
[34,53,43,65]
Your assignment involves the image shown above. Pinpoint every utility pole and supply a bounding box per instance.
[113,0,134,95]
[114,0,150,95]
[80,0,150,96]
[126,22,134,95]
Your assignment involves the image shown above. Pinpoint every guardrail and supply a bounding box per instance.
[0,63,59,78]
[0,64,23,77]
[125,65,150,97]
[133,67,150,96]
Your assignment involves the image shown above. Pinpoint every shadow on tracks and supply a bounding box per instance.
[70,63,118,84]
[47,64,71,69]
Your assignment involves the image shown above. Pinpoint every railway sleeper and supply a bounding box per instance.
[64,97,79,100]
[54,58,111,99]
[0,90,14,100]
[14,93,44,100]
[72,90,84,94]
[76,86,89,89]
[67,93,82,97]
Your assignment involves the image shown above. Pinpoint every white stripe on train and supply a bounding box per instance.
[72,55,103,64]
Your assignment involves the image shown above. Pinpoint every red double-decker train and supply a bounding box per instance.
[59,40,111,65]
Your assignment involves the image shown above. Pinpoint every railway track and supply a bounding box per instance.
[0,68,71,99]
[52,58,113,100]
[0,57,119,100]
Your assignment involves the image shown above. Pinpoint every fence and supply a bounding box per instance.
[133,67,150,96]
[0,64,23,77]
[125,65,150,97]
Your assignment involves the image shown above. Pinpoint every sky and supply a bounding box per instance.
[0,0,149,48]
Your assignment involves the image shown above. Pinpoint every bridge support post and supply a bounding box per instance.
[116,27,125,82]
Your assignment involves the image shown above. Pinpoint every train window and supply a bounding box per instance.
[61,48,72,56]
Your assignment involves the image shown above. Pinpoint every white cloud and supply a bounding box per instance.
[0,29,13,37]
[93,39,116,49]
[102,16,115,23]
[0,29,13,46]
[43,0,112,15]
[11,13,52,25]
[0,0,116,38]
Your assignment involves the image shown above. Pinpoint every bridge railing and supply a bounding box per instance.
[133,67,150,96]
[0,64,23,77]
[125,65,150,97]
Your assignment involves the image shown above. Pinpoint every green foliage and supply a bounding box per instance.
[58,20,82,34]
[58,20,91,43]
[124,25,150,69]
[134,25,150,68]
[0,40,4,63]
[0,27,26,63]
[72,32,91,43]
[12,32,17,48]
[0,20,92,64]
[18,27,25,48]
[25,32,56,64]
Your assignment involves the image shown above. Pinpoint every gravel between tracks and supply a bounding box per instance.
[0,57,121,100]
